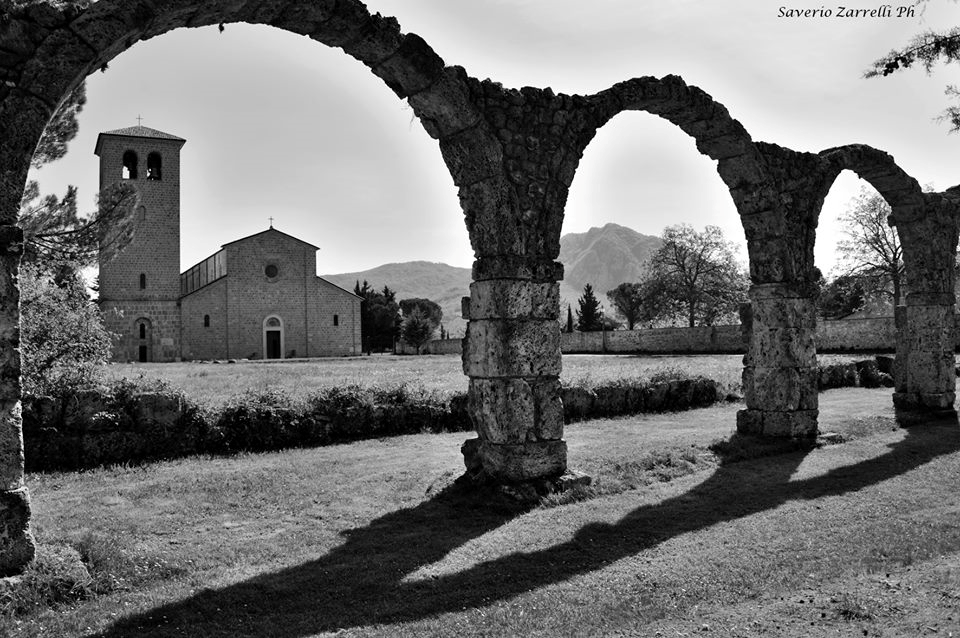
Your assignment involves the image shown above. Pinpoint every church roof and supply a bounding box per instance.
[94,125,186,154]
[221,227,319,251]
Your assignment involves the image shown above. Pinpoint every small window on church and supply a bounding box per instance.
[147,152,162,180]
[139,273,146,289]
[333,314,339,326]
[122,151,138,179]
[203,315,210,328]
[265,264,278,279]
[139,323,146,340]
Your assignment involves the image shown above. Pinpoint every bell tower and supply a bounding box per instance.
[95,125,185,362]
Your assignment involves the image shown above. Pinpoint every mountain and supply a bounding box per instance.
[558,223,662,310]
[322,224,662,338]
[322,261,473,338]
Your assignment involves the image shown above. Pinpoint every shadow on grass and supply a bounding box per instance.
[87,412,960,637]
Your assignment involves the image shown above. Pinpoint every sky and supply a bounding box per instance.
[27,0,960,277]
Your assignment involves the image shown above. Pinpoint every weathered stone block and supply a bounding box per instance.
[469,280,559,320]
[462,319,561,378]
[340,12,403,66]
[736,408,818,438]
[749,295,817,330]
[740,210,786,240]
[461,437,482,472]
[744,327,816,368]
[468,378,533,444]
[530,378,563,440]
[893,391,957,412]
[0,487,34,577]
[743,366,818,411]
[0,402,23,491]
[900,352,955,394]
[440,123,503,189]
[478,440,566,482]
[472,256,564,283]
[407,66,482,139]
[372,33,445,97]
[467,377,562,443]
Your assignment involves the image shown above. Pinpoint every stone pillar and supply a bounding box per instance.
[737,284,819,438]
[0,225,34,575]
[893,300,956,412]
[461,270,567,483]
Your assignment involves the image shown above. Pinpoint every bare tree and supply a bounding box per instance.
[642,224,748,328]
[835,187,905,306]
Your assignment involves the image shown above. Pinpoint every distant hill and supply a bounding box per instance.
[558,223,662,310]
[322,261,473,338]
[322,224,662,337]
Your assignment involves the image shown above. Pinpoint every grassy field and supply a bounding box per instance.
[100,353,865,407]
[7,383,960,636]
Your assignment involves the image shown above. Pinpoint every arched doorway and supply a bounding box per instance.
[262,316,284,360]
[135,317,153,363]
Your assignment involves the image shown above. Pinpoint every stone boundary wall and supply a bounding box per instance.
[419,316,960,355]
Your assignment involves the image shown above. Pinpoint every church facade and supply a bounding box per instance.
[95,125,361,362]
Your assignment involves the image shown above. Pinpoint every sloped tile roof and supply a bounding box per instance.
[95,125,186,154]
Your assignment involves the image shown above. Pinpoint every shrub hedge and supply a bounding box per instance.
[22,356,896,472]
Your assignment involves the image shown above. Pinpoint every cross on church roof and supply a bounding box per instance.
[136,115,143,126]
[269,217,274,228]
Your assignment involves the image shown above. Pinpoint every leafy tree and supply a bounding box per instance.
[399,298,442,328]
[31,82,87,169]
[19,179,139,268]
[354,281,401,353]
[400,308,435,354]
[817,274,868,319]
[17,80,138,394]
[641,224,748,327]
[20,262,112,396]
[835,186,905,306]
[606,282,646,330]
[565,305,574,333]
[866,0,960,130]
[575,283,603,332]
[399,298,441,354]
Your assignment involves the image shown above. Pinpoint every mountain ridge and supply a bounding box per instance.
[322,223,662,335]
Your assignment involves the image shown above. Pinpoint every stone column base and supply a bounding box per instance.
[461,437,589,499]
[0,487,35,577]
[892,391,957,412]
[736,408,818,438]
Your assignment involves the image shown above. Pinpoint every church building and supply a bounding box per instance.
[95,125,361,362]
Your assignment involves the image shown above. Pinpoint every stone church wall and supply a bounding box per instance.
[225,234,310,359]
[309,279,362,356]
[180,278,229,360]
[100,300,181,362]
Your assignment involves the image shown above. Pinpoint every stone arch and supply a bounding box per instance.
[818,145,960,412]
[0,0,489,575]
[565,77,823,439]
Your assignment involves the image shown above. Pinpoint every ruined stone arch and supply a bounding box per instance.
[2,0,958,583]
[817,144,960,412]
[0,0,491,575]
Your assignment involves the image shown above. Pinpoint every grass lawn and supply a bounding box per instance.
[8,385,960,637]
[100,353,866,408]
